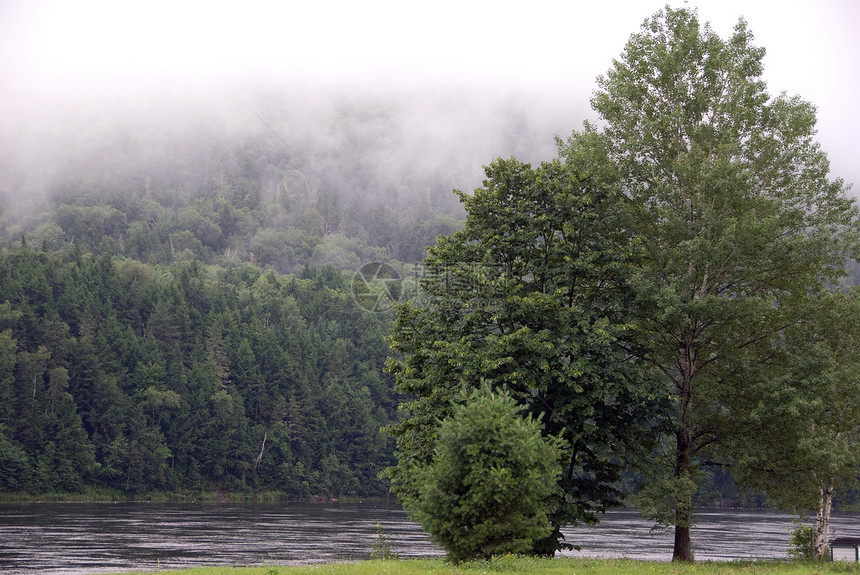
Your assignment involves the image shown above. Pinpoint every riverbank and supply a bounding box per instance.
[112,557,860,574]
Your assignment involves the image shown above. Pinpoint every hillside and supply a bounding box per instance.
[0,86,576,497]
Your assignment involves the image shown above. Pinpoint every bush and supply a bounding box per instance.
[788,520,814,561]
[370,523,398,560]
[408,385,564,563]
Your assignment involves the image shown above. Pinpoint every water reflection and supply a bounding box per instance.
[562,508,860,562]
[0,501,441,575]
[0,502,858,574]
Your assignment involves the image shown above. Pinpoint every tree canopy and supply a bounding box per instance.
[386,139,660,554]
[0,247,399,497]
[589,6,859,560]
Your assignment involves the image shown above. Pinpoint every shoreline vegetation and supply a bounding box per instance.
[0,490,390,504]
[109,557,860,575]
[6,490,857,510]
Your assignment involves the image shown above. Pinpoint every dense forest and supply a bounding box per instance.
[0,248,398,496]
[3,94,467,270]
[0,87,568,498]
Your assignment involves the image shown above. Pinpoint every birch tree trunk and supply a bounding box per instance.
[813,484,833,560]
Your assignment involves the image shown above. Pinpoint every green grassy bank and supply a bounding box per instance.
[112,556,860,575]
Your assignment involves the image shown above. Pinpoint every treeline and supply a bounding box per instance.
[3,82,857,510]
[0,246,397,496]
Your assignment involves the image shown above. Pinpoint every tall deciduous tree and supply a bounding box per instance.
[386,142,659,554]
[589,7,859,560]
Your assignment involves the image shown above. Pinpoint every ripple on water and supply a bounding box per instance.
[1,503,859,573]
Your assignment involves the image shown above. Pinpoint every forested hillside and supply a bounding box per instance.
[0,247,395,496]
[0,87,567,497]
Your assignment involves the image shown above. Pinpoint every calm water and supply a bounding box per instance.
[1,502,858,574]
[563,508,860,561]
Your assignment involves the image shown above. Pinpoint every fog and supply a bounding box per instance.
[2,0,858,238]
[0,76,587,228]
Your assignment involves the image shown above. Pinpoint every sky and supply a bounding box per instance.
[1,0,858,187]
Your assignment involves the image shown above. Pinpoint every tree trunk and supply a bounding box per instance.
[673,524,693,562]
[672,359,696,562]
[813,484,833,560]
[672,425,695,561]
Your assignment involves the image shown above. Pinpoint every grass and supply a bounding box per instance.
[111,556,860,575]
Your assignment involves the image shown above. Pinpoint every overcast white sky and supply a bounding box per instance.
[2,0,858,186]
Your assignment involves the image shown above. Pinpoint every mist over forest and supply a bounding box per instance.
[0,77,605,497]
[0,77,593,272]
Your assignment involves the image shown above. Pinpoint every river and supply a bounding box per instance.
[0,502,858,574]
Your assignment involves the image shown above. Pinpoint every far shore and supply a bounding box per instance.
[0,490,394,504]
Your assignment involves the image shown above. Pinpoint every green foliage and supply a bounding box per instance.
[386,144,660,554]
[788,520,814,561]
[0,247,398,497]
[728,289,860,508]
[724,289,860,559]
[587,5,860,560]
[633,472,698,531]
[370,523,398,560]
[406,385,563,564]
[0,424,29,490]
